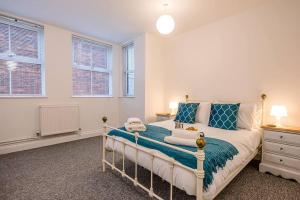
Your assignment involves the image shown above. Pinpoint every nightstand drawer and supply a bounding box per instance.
[264,153,300,170]
[264,130,300,146]
[264,141,300,158]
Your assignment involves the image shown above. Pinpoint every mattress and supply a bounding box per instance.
[106,120,262,199]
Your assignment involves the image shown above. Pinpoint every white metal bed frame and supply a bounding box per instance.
[101,94,266,200]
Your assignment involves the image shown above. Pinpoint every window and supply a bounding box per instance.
[0,16,44,96]
[72,36,112,96]
[122,43,134,96]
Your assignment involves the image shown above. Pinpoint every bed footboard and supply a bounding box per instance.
[101,117,206,200]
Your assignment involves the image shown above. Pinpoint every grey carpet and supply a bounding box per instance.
[0,137,299,200]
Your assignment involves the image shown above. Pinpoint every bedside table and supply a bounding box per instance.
[259,126,300,183]
[156,113,175,122]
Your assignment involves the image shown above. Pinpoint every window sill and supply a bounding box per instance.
[118,96,136,98]
[0,96,47,99]
[72,95,114,98]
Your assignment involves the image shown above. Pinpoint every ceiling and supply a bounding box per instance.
[0,0,270,43]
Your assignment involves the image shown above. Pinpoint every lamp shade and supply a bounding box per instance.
[169,101,178,109]
[156,14,175,35]
[270,105,288,117]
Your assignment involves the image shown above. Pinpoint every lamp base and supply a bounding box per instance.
[266,124,277,128]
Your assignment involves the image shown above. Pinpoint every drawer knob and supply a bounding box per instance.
[280,159,283,162]
[280,147,283,151]
[280,135,283,139]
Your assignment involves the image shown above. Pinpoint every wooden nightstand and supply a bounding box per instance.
[259,125,300,183]
[156,113,175,122]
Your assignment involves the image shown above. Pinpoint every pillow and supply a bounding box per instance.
[195,102,211,125]
[216,102,258,130]
[237,103,256,130]
[208,103,240,130]
[175,103,200,124]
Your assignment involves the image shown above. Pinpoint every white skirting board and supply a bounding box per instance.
[0,130,102,155]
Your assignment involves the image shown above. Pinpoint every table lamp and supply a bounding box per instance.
[270,105,287,127]
[169,102,178,115]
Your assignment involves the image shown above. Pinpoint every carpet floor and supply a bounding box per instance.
[0,137,299,200]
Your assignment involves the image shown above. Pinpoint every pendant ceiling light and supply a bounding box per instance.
[156,3,175,35]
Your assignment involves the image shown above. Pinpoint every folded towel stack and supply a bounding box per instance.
[127,117,143,125]
[164,136,198,147]
[171,129,200,139]
[125,118,146,132]
[164,129,200,147]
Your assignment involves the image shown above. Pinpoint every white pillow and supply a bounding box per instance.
[215,102,257,130]
[237,103,256,130]
[195,102,211,125]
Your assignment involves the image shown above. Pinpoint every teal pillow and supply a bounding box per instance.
[208,103,240,130]
[175,103,199,124]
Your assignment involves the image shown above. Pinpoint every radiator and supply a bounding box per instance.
[39,105,80,136]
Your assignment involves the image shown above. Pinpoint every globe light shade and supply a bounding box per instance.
[156,14,175,35]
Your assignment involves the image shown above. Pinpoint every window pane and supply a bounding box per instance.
[92,71,109,95]
[72,36,111,96]
[11,62,41,95]
[127,72,134,96]
[10,25,38,58]
[73,38,91,67]
[73,38,80,64]
[0,23,9,54]
[92,45,107,69]
[0,60,10,94]
[123,44,134,96]
[127,46,134,71]
[72,68,91,95]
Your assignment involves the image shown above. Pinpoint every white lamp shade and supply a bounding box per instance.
[270,105,288,117]
[156,14,175,35]
[169,101,178,109]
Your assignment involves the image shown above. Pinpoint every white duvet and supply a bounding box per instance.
[106,120,262,199]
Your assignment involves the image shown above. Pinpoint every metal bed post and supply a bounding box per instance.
[122,143,126,177]
[149,154,154,197]
[195,133,206,200]
[134,132,139,186]
[102,116,108,172]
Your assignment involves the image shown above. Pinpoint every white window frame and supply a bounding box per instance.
[0,15,45,97]
[122,43,134,97]
[72,35,112,97]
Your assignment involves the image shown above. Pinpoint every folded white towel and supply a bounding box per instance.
[124,122,146,132]
[164,136,197,147]
[127,117,142,125]
[171,129,200,140]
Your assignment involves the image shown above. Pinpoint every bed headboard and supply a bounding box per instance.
[184,94,267,126]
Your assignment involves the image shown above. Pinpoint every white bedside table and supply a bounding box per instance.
[156,113,175,122]
[259,125,300,183]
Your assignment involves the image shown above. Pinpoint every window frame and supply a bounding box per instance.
[72,35,113,97]
[122,42,135,97]
[0,15,45,97]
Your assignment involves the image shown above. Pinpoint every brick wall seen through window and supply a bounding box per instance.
[72,36,112,96]
[0,17,44,96]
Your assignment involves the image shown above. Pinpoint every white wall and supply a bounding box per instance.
[144,33,166,122]
[119,34,146,124]
[118,33,166,124]
[164,0,300,126]
[0,22,121,143]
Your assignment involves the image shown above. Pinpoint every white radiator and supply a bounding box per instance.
[39,105,80,136]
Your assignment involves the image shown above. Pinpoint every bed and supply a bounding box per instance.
[101,95,265,200]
